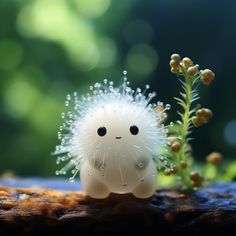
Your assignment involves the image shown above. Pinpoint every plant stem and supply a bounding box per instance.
[176,70,194,188]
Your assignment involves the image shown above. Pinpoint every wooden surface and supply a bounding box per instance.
[0,178,236,235]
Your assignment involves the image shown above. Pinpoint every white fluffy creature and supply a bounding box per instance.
[54,72,171,199]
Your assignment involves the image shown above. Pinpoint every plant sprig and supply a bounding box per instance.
[166,53,215,189]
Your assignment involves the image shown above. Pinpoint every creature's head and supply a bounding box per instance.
[76,100,163,163]
[54,73,170,180]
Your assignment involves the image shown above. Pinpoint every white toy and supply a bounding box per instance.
[54,71,170,199]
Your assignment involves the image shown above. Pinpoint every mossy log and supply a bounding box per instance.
[0,178,236,235]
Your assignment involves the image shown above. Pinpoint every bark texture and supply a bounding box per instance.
[0,178,236,235]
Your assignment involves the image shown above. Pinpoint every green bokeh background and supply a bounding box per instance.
[0,0,235,177]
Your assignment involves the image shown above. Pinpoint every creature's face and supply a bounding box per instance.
[75,100,158,163]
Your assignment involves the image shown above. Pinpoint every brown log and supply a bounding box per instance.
[0,179,236,235]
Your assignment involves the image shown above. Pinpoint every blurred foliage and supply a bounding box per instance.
[0,0,236,178]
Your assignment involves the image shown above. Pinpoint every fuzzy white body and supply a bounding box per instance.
[77,101,158,198]
[55,78,168,199]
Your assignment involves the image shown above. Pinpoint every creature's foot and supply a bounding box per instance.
[132,180,156,199]
[132,170,157,199]
[80,164,110,199]
[84,178,110,199]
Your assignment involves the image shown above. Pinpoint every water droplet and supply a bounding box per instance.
[66,94,71,100]
[170,122,174,126]
[68,112,73,118]
[65,101,69,106]
[61,113,65,119]
[103,79,108,84]
[123,70,127,76]
[165,104,171,110]
[145,84,150,89]
[89,86,93,91]
[126,87,131,92]
[109,81,114,86]
[55,171,60,175]
[73,92,77,97]
[148,92,156,98]
[94,82,101,88]
[69,177,75,183]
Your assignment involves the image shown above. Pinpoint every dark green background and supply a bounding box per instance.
[0,0,235,176]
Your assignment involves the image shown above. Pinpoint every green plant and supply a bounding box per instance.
[167,53,215,189]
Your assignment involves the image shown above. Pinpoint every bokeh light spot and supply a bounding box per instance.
[17,0,100,71]
[17,0,72,40]
[126,44,159,76]
[224,120,236,145]
[97,37,117,68]
[124,19,154,45]
[4,73,40,118]
[74,0,111,18]
[0,39,23,70]
[29,97,61,135]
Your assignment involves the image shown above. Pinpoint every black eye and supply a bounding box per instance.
[130,125,139,135]
[97,127,107,136]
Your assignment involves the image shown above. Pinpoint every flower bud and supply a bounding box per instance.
[171,67,179,74]
[203,109,213,119]
[196,108,213,123]
[171,166,178,174]
[200,69,215,85]
[171,142,181,152]
[187,65,199,77]
[192,116,204,127]
[169,59,179,68]
[171,53,181,62]
[189,171,201,181]
[206,152,222,164]
[182,57,193,69]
